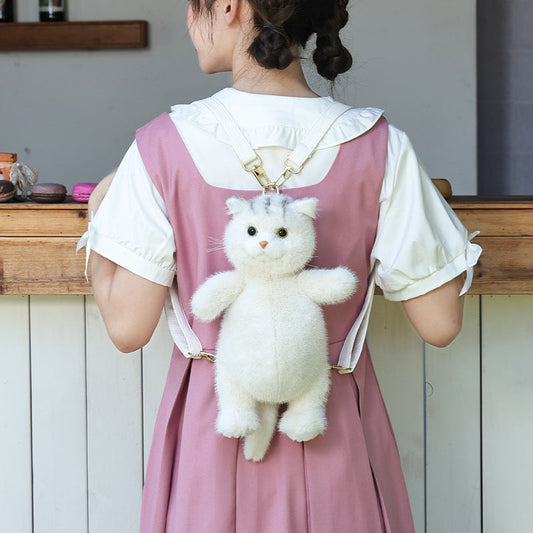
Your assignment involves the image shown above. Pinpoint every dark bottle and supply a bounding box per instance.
[39,0,66,22]
[0,0,15,22]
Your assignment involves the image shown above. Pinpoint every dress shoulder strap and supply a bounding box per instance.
[135,112,184,199]
[136,113,206,359]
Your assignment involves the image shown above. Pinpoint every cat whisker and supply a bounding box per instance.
[207,245,226,253]
[207,236,225,253]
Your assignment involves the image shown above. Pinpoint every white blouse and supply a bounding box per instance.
[80,87,480,297]
[78,88,481,369]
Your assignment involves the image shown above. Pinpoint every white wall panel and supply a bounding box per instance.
[368,296,425,533]
[30,295,87,533]
[4,292,532,533]
[85,296,143,533]
[482,295,533,533]
[425,296,481,533]
[0,296,32,533]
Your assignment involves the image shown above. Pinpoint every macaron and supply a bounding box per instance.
[0,180,16,203]
[72,182,98,203]
[30,183,67,203]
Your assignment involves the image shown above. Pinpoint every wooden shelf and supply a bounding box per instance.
[0,21,148,50]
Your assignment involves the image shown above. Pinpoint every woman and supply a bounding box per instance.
[82,0,481,531]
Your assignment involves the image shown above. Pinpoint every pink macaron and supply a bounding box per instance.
[72,182,97,203]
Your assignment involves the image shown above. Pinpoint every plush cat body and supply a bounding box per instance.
[191,194,357,461]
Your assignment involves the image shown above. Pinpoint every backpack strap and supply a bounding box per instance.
[164,281,205,359]
[199,97,260,169]
[335,274,377,373]
[200,97,352,190]
[285,100,353,171]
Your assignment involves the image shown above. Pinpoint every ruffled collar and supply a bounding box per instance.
[170,88,383,150]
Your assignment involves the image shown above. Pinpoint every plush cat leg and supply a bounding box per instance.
[243,402,279,462]
[278,368,330,442]
[215,366,260,438]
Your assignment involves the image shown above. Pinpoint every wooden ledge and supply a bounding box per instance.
[1,197,533,295]
[448,196,533,295]
[0,21,148,51]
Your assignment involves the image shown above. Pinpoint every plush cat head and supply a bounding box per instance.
[224,194,318,278]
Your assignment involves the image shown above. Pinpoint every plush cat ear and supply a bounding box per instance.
[226,197,249,216]
[292,197,318,219]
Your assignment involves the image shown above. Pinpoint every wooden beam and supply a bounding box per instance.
[1,198,533,295]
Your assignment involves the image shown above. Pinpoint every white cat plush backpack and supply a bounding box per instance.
[155,97,361,461]
[191,193,357,461]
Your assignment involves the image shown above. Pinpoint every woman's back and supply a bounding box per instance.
[81,1,480,530]
[132,91,412,531]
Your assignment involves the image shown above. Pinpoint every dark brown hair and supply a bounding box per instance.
[189,0,353,81]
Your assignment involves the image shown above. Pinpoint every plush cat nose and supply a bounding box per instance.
[259,241,269,249]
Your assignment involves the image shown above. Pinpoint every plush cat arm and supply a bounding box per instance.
[191,271,245,322]
[297,267,357,305]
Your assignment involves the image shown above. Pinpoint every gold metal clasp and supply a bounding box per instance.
[283,156,304,175]
[189,351,216,363]
[330,365,352,374]
[262,183,280,194]
[274,157,304,189]
[242,158,273,190]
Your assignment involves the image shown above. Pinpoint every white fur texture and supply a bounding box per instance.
[191,194,357,461]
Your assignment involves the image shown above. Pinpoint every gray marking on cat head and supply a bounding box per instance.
[264,195,272,214]
[281,196,290,217]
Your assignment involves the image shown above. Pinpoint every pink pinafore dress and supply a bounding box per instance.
[135,110,416,533]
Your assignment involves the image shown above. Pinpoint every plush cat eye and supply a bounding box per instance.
[277,228,288,238]
[247,226,257,236]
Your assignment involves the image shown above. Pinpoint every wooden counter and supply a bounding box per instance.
[0,200,89,294]
[0,196,532,295]
[450,196,533,294]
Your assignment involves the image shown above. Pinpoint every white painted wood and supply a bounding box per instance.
[30,295,88,533]
[6,292,533,533]
[85,296,143,533]
[368,296,425,533]
[482,295,533,533]
[141,312,173,479]
[425,295,481,533]
[0,296,33,533]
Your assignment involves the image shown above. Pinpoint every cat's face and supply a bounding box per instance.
[224,194,318,277]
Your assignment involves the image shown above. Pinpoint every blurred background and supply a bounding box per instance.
[1,0,504,195]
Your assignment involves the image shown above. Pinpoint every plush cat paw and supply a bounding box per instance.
[216,408,260,438]
[190,284,222,322]
[191,271,244,322]
[331,266,358,301]
[278,408,326,442]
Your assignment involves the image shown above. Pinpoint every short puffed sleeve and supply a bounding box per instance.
[77,141,176,287]
[371,127,481,301]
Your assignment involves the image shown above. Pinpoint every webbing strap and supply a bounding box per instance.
[165,281,203,358]
[200,97,351,177]
[198,98,260,169]
[286,101,352,171]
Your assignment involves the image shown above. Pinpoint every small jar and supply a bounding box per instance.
[39,0,66,22]
[0,0,15,22]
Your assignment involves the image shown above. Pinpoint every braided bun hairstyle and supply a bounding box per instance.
[189,0,353,81]
[311,0,353,80]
